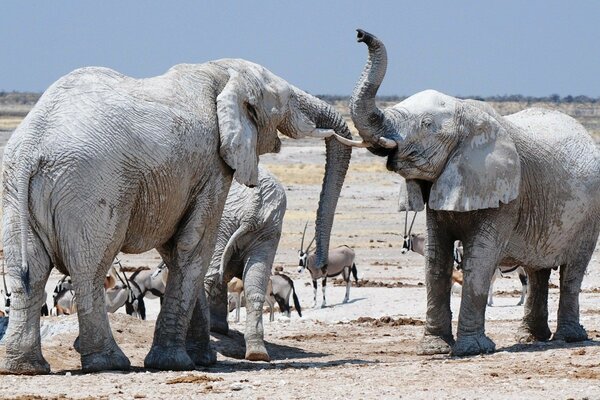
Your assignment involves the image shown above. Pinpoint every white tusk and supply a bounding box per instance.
[307,128,336,138]
[331,134,370,148]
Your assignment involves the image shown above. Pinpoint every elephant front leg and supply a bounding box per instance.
[516,267,551,343]
[553,260,590,342]
[186,285,217,367]
[242,255,272,362]
[452,235,505,357]
[417,219,455,355]
[146,185,229,371]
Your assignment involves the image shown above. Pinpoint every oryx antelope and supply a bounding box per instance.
[298,224,357,308]
[227,277,244,323]
[124,261,169,320]
[266,273,302,320]
[403,233,528,305]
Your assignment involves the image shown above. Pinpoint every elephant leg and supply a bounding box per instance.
[342,266,351,303]
[73,258,130,373]
[242,252,272,362]
[146,183,229,371]
[205,268,229,334]
[452,234,506,357]
[0,215,52,375]
[417,214,456,355]
[516,267,551,343]
[553,256,592,342]
[185,281,217,367]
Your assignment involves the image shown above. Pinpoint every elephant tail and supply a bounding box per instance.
[219,225,245,282]
[15,134,40,295]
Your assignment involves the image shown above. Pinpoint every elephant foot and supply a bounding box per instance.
[245,341,270,362]
[144,345,195,371]
[210,318,229,335]
[553,323,588,343]
[0,356,51,375]
[516,322,551,343]
[417,334,454,355]
[451,334,495,357]
[81,346,130,373]
[186,343,217,367]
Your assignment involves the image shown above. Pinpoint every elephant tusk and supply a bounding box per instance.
[306,128,371,148]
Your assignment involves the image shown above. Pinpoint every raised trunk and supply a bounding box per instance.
[292,89,352,269]
[349,29,389,146]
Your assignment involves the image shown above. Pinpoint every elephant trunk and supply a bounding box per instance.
[349,29,395,151]
[293,89,352,269]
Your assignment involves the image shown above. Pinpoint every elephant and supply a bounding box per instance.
[205,166,286,362]
[343,29,600,356]
[1,58,353,374]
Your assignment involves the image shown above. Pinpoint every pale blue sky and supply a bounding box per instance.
[2,1,600,97]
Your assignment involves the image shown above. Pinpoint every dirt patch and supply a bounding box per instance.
[350,316,425,326]
[166,374,224,384]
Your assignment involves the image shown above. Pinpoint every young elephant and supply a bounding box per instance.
[205,167,287,362]
[1,58,352,374]
[344,30,600,357]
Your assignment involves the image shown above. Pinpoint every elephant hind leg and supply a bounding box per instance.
[553,259,594,342]
[516,267,551,343]
[71,253,130,372]
[0,214,52,374]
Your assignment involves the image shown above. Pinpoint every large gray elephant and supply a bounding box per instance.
[1,59,352,374]
[343,30,600,356]
[204,166,285,362]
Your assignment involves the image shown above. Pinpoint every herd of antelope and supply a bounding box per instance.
[0,214,527,326]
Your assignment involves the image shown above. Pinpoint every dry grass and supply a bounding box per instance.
[0,116,23,131]
[262,162,389,186]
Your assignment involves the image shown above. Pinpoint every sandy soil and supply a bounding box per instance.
[1,137,600,399]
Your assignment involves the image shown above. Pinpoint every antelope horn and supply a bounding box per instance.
[300,221,308,251]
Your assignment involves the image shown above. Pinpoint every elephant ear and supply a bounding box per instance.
[398,179,425,212]
[428,102,521,211]
[217,69,259,187]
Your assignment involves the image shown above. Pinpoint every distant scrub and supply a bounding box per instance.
[0,91,41,106]
[317,94,600,104]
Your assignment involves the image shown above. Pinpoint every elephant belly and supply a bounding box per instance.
[121,184,195,254]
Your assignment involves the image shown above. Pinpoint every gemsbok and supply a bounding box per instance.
[297,223,357,308]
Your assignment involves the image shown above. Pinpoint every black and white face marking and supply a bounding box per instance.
[401,235,412,254]
[298,250,307,272]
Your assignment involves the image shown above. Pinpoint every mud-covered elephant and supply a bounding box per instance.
[204,166,285,361]
[342,30,600,356]
[1,59,352,374]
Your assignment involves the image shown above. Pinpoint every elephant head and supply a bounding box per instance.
[347,30,521,212]
[213,59,353,267]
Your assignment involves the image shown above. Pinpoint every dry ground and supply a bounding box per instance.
[0,104,599,399]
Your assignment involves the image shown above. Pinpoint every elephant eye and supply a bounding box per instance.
[246,103,259,123]
[421,117,433,128]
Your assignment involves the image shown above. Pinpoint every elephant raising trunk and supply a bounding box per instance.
[348,29,398,152]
